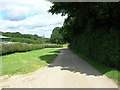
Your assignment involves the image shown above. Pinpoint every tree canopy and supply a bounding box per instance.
[1,32,49,44]
[50,27,65,44]
[49,2,120,43]
[49,2,120,70]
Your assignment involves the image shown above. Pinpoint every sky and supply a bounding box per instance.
[0,0,66,38]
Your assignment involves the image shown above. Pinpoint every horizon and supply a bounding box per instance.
[0,31,49,38]
[0,0,66,38]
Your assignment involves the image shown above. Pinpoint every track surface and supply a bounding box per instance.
[0,48,118,88]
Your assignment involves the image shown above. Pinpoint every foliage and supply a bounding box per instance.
[1,43,44,55]
[50,27,65,44]
[1,32,48,44]
[70,28,119,69]
[44,38,51,43]
[71,49,119,83]
[5,38,37,44]
[44,44,63,48]
[49,2,120,70]
[1,43,63,55]
[2,49,60,75]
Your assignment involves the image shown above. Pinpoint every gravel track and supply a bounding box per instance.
[0,48,118,89]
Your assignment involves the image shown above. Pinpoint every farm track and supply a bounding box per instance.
[0,48,118,89]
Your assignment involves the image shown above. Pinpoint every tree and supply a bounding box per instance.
[50,27,65,44]
[49,2,120,69]
[1,32,46,44]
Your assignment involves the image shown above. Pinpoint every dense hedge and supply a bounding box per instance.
[70,28,120,70]
[48,3,120,70]
[4,38,45,44]
[44,45,63,48]
[0,43,63,55]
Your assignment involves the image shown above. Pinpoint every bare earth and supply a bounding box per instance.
[0,48,118,89]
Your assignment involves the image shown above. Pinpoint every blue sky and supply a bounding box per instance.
[0,0,66,38]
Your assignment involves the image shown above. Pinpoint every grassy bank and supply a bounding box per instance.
[71,49,120,84]
[1,48,60,75]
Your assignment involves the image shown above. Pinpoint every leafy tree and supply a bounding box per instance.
[1,32,47,44]
[49,2,120,69]
[50,27,65,44]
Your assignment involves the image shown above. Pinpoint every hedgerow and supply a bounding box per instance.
[49,3,120,70]
[70,28,119,70]
[0,43,63,55]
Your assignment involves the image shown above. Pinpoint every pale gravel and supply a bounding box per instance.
[0,48,118,89]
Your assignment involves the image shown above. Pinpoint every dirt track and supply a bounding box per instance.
[0,48,118,88]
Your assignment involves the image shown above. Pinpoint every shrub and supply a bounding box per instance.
[4,38,45,44]
[70,28,120,70]
[1,43,44,55]
[1,43,63,55]
[44,44,63,48]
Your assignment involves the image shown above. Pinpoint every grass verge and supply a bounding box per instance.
[71,49,120,84]
[1,48,60,76]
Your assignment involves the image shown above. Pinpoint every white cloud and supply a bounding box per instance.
[0,0,52,21]
[0,0,66,37]
[4,6,30,21]
[0,14,66,37]
[0,0,52,15]
[22,14,65,27]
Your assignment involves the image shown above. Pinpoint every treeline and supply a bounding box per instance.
[1,32,50,44]
[49,2,120,70]
[50,27,65,44]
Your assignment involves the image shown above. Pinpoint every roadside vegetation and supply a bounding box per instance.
[2,48,60,75]
[49,3,119,70]
[49,2,120,83]
[1,43,63,55]
[1,31,50,44]
[50,27,66,44]
[71,49,120,84]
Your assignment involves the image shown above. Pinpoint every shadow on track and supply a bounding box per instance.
[39,48,113,76]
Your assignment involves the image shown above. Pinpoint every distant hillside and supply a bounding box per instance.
[0,32,50,44]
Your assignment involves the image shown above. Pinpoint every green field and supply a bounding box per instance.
[71,49,120,84]
[1,48,60,75]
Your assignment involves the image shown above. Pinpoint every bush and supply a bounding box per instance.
[44,44,63,48]
[1,43,44,55]
[70,28,120,70]
[5,38,45,44]
[1,43,63,55]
